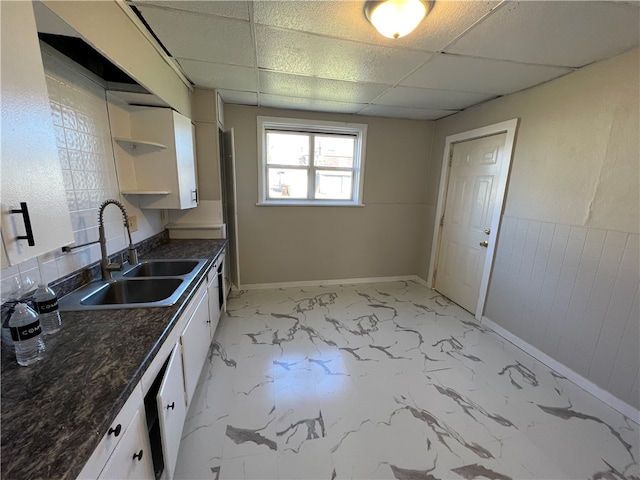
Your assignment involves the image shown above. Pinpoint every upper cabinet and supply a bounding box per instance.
[113,107,198,210]
[0,1,73,267]
[190,88,225,202]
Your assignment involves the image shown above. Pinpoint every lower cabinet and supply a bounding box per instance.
[97,409,154,480]
[207,256,222,340]
[180,283,211,405]
[79,255,226,480]
[156,346,187,480]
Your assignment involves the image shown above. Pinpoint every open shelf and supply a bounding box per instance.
[114,137,167,153]
[121,190,170,195]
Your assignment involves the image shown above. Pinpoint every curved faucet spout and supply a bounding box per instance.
[98,199,139,280]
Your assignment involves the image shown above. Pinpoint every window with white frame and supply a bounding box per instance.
[257,116,367,206]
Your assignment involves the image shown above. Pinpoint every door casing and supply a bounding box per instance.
[427,119,519,320]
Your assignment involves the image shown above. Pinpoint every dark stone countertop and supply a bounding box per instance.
[1,239,227,480]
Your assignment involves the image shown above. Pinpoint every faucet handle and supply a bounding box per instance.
[105,261,123,272]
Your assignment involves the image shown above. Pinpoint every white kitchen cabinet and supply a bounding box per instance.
[77,387,144,479]
[180,282,210,405]
[80,261,220,480]
[207,264,221,340]
[116,107,198,210]
[97,408,154,480]
[0,1,73,267]
[156,345,187,480]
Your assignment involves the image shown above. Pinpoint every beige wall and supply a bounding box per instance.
[224,105,433,285]
[429,47,639,233]
[426,48,640,410]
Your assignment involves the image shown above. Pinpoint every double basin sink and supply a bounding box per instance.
[59,259,208,311]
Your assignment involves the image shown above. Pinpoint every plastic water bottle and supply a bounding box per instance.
[9,303,45,366]
[34,284,62,334]
[2,314,14,353]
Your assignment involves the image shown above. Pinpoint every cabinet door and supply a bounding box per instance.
[156,345,187,480]
[180,288,210,405]
[127,108,197,210]
[0,1,73,266]
[98,409,154,480]
[207,269,220,340]
[77,387,144,479]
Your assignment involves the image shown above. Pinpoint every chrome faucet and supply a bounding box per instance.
[98,200,138,280]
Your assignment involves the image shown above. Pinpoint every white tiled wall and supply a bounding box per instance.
[1,49,164,296]
[486,216,640,409]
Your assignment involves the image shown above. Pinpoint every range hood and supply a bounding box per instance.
[33,1,168,108]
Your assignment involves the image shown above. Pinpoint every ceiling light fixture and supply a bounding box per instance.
[364,0,429,39]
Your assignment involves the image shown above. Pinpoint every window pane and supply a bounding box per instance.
[314,170,353,200]
[267,168,308,199]
[266,132,309,166]
[315,135,354,168]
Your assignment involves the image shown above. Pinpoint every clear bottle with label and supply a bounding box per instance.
[9,302,45,366]
[34,284,61,335]
[1,276,36,352]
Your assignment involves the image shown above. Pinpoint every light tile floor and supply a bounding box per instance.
[174,281,640,480]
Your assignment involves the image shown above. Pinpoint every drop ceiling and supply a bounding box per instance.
[82,1,640,119]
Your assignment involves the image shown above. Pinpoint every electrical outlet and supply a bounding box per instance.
[129,215,138,232]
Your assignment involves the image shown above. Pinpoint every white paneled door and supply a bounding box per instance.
[435,133,507,313]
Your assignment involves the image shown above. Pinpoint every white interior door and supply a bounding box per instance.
[435,133,507,313]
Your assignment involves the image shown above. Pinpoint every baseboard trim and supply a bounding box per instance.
[239,275,425,290]
[481,316,640,423]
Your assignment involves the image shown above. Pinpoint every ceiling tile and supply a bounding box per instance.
[259,94,365,114]
[374,86,495,111]
[136,5,255,66]
[259,71,390,104]
[447,1,640,68]
[131,1,250,20]
[401,54,574,95]
[253,1,500,52]
[217,90,258,106]
[177,58,257,91]
[357,105,456,120]
[255,26,432,84]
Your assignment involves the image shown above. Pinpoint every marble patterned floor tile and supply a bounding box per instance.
[221,451,279,480]
[174,281,639,480]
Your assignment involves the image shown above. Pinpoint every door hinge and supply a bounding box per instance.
[448,150,453,167]
[440,215,445,226]
[433,269,437,280]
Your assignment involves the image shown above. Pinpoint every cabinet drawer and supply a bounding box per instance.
[156,345,187,480]
[77,386,143,479]
[97,408,154,480]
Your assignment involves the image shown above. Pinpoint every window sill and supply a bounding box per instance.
[256,201,365,207]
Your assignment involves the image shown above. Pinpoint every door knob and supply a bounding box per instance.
[479,241,488,248]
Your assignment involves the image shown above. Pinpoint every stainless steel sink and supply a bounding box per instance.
[59,258,208,311]
[80,278,185,306]
[123,259,202,278]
